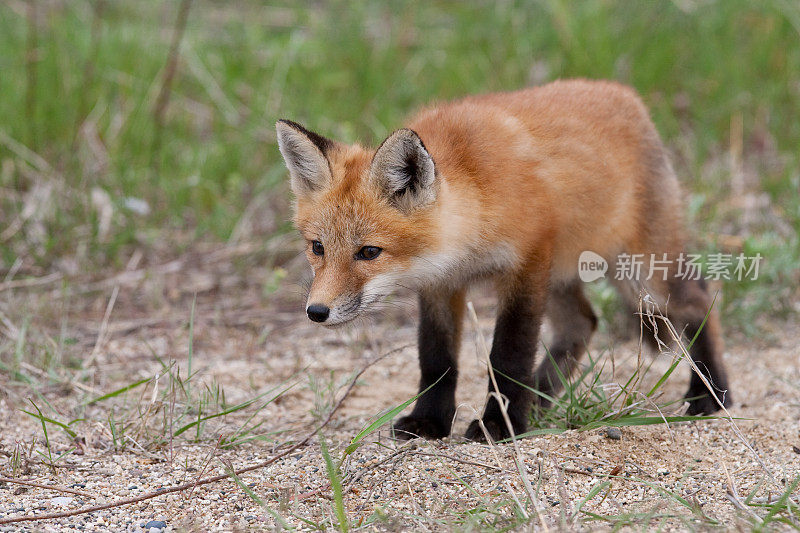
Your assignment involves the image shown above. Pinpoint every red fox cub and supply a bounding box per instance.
[276,79,731,441]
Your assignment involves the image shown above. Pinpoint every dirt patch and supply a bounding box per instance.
[0,262,798,531]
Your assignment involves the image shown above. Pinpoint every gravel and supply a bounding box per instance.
[0,284,798,530]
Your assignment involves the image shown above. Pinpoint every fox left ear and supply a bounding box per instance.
[275,119,335,195]
[370,128,436,213]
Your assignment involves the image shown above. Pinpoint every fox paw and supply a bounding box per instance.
[464,415,526,442]
[685,390,732,415]
[392,415,450,440]
[465,419,502,442]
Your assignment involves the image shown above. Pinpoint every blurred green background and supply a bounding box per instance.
[0,0,798,326]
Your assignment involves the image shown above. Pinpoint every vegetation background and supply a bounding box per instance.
[1,0,797,326]
[0,0,798,530]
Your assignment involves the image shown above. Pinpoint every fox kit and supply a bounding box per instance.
[276,79,731,441]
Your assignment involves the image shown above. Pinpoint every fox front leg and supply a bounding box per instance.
[393,288,466,439]
[465,269,548,441]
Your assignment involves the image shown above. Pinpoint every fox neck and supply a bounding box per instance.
[405,179,519,290]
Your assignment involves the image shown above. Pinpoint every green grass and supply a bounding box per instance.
[225,461,294,530]
[0,0,797,326]
[583,473,800,531]
[471,304,722,438]
[519,348,716,438]
[13,303,294,455]
[320,433,349,533]
[0,4,797,528]
[744,475,800,531]
[24,400,78,473]
[26,356,292,453]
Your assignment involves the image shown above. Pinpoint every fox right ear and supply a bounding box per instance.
[370,128,436,213]
[276,120,334,195]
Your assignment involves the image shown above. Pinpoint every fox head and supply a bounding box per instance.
[276,119,440,326]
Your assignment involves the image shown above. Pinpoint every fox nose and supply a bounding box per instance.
[306,304,330,323]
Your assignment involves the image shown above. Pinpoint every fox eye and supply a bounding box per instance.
[355,246,382,261]
[311,240,324,256]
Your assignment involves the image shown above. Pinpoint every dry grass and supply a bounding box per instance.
[1,1,799,530]
[0,258,798,530]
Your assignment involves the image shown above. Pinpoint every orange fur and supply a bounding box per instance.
[291,79,686,314]
[277,79,730,438]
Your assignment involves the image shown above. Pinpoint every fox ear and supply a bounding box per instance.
[276,119,335,195]
[370,128,436,213]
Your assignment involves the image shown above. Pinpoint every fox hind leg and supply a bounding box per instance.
[532,280,598,412]
[618,272,731,415]
[664,276,731,414]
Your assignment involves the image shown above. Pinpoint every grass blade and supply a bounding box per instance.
[22,404,80,440]
[345,371,445,455]
[225,461,294,530]
[320,433,348,532]
[173,384,291,438]
[85,377,151,405]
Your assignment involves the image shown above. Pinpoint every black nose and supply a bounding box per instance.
[306,304,330,323]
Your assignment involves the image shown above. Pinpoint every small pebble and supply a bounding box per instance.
[605,427,622,440]
[143,520,167,531]
[50,496,74,506]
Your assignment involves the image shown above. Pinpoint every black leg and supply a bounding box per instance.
[465,273,547,441]
[533,281,597,411]
[662,277,731,415]
[393,288,465,439]
[684,318,731,414]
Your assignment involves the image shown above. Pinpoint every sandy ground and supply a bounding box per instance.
[0,259,798,531]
